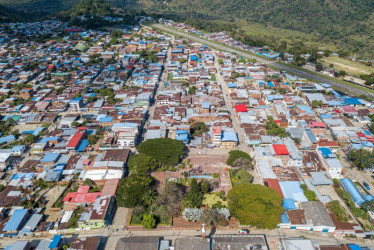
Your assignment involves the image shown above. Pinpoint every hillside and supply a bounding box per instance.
[0,4,23,22]
[0,0,373,58]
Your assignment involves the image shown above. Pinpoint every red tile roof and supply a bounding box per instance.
[235,104,247,113]
[308,121,327,128]
[264,178,283,197]
[272,144,289,155]
[66,130,86,149]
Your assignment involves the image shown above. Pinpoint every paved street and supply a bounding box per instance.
[151,24,374,98]
[1,226,373,249]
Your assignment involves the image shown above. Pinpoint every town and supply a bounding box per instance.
[0,14,373,250]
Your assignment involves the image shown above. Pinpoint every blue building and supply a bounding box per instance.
[340,178,366,205]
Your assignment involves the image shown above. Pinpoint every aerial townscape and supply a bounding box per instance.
[0,0,374,250]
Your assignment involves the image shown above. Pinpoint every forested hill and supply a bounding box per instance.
[1,0,373,56]
[142,0,374,38]
[0,4,22,22]
[1,0,373,38]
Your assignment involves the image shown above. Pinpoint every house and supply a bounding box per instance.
[220,130,238,149]
[11,145,26,156]
[2,209,29,234]
[63,186,100,210]
[70,236,104,250]
[78,196,115,229]
[279,201,336,233]
[0,152,11,171]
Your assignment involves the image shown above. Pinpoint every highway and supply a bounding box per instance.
[151,24,374,99]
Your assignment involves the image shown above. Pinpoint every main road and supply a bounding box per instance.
[151,24,374,99]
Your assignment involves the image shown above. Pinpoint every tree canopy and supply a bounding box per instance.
[137,138,185,167]
[227,183,283,229]
[346,149,374,170]
[128,153,158,173]
[226,150,252,169]
[116,173,155,208]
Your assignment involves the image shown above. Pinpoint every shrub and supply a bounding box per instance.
[142,214,156,229]
[183,208,202,221]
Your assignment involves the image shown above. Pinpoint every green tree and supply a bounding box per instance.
[200,180,210,194]
[300,184,317,201]
[71,121,80,127]
[183,179,204,208]
[362,200,374,212]
[137,138,185,167]
[142,214,156,229]
[188,86,198,95]
[116,174,155,208]
[87,134,100,145]
[327,200,350,222]
[190,122,209,136]
[128,153,158,173]
[346,149,374,170]
[24,134,36,145]
[226,150,252,167]
[228,183,283,229]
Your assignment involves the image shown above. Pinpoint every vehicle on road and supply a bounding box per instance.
[363,182,370,190]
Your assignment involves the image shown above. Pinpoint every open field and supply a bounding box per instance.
[234,20,338,52]
[321,56,374,77]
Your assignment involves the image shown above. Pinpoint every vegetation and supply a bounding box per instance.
[326,200,350,222]
[300,184,317,201]
[203,193,227,208]
[137,138,185,167]
[67,207,83,228]
[228,183,283,229]
[62,0,111,18]
[116,173,155,208]
[226,150,252,169]
[266,116,290,138]
[230,169,253,186]
[362,200,374,212]
[128,153,158,173]
[87,134,100,145]
[346,149,374,170]
[333,179,369,220]
[182,178,205,208]
[190,122,208,136]
[141,214,156,229]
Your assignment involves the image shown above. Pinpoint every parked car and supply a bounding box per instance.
[363,182,370,190]
[238,229,250,235]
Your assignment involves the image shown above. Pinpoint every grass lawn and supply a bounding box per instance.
[321,56,374,77]
[203,193,227,208]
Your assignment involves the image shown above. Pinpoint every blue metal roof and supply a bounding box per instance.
[3,209,28,232]
[48,235,62,249]
[202,102,210,109]
[343,98,362,105]
[282,199,296,210]
[41,153,60,163]
[297,105,313,114]
[319,148,336,158]
[279,181,307,202]
[281,212,289,223]
[0,135,15,145]
[221,131,238,142]
[99,116,113,123]
[39,137,59,143]
[340,178,365,205]
[77,139,89,152]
